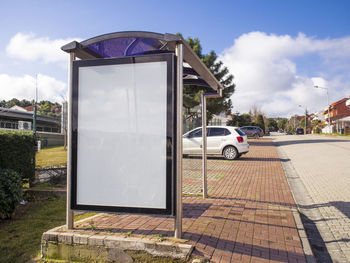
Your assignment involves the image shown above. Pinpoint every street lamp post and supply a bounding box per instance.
[314,85,331,134]
[33,75,38,137]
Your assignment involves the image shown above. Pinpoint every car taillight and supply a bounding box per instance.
[237,136,243,143]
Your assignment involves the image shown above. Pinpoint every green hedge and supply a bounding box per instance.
[0,168,23,219]
[0,130,35,184]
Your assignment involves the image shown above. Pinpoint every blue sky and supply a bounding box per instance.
[1,0,350,116]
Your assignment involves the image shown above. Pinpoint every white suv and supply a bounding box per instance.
[183,126,249,160]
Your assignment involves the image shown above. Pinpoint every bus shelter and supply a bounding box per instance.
[62,31,223,238]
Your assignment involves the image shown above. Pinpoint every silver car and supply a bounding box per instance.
[239,126,264,138]
[183,126,249,160]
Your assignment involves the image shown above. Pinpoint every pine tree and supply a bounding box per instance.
[181,35,235,122]
[256,114,265,133]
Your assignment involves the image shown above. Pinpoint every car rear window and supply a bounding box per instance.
[235,129,245,136]
[208,127,230,136]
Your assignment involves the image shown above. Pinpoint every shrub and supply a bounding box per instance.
[0,130,35,184]
[0,168,23,219]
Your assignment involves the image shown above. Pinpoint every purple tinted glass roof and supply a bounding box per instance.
[87,37,165,58]
[61,31,223,90]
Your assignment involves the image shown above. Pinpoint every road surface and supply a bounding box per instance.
[273,133,350,262]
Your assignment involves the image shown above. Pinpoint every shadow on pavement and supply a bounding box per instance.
[184,156,222,160]
[295,201,350,262]
[331,201,350,219]
[183,202,212,218]
[299,213,333,263]
[247,140,275,146]
[237,157,291,162]
[326,238,350,243]
[301,201,350,221]
[184,154,290,162]
[187,233,306,262]
[208,196,297,208]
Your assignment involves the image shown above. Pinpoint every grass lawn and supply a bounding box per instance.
[0,196,191,263]
[0,196,66,263]
[0,197,191,263]
[36,146,67,168]
[0,196,95,263]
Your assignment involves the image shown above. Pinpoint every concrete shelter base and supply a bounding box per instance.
[41,222,193,262]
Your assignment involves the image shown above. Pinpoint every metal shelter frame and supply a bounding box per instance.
[62,31,223,238]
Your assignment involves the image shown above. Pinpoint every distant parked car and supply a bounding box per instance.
[286,131,292,135]
[295,128,304,135]
[240,126,264,138]
[183,126,249,160]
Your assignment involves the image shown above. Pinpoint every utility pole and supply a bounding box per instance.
[33,75,38,137]
[32,74,38,187]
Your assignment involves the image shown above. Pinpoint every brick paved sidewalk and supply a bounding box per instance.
[75,139,306,262]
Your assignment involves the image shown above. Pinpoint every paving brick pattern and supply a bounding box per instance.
[183,157,229,195]
[75,139,306,262]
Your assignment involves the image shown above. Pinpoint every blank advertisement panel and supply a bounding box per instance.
[71,54,175,215]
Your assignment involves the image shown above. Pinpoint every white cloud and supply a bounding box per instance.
[219,32,350,117]
[6,32,79,63]
[0,73,66,102]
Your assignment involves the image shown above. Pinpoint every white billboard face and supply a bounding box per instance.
[71,55,174,214]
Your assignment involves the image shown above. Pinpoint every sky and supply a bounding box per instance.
[1,0,350,117]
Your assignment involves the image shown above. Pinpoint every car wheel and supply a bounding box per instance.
[223,146,238,160]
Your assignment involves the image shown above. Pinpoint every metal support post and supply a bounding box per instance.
[201,94,208,198]
[201,89,222,198]
[304,108,307,135]
[66,52,75,229]
[175,43,183,239]
[314,85,331,133]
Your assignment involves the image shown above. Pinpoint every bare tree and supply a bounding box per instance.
[249,105,263,123]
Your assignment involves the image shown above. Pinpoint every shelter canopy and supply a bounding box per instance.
[61,31,223,91]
